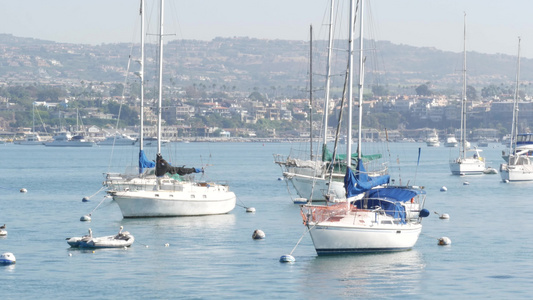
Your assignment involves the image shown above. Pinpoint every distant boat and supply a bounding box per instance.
[426,129,440,147]
[16,132,44,145]
[450,14,485,175]
[44,131,96,147]
[98,133,136,146]
[444,134,458,147]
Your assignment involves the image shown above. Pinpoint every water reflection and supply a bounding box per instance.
[301,251,426,298]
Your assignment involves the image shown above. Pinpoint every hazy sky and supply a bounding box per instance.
[1,0,531,58]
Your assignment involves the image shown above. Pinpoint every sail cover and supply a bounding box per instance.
[138,150,155,173]
[155,154,202,177]
[344,160,390,198]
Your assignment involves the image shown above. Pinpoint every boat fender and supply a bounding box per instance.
[410,198,414,203]
[438,237,451,246]
[252,229,265,240]
[419,209,430,218]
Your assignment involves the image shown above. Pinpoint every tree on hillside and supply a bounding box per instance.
[466,85,477,100]
[415,84,432,96]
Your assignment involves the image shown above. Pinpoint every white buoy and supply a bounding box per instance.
[440,186,447,192]
[277,177,283,181]
[0,229,7,237]
[279,254,295,263]
[0,252,16,265]
[438,237,452,246]
[164,243,170,247]
[252,229,265,240]
[68,253,72,257]
[463,181,470,185]
[246,207,256,213]
[20,188,27,193]
[439,213,450,220]
[80,215,91,222]
[123,246,128,250]
[82,197,89,202]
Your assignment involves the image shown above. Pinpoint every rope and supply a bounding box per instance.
[87,195,112,216]
[289,224,314,256]
[85,186,106,200]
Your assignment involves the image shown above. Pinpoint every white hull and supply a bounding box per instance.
[283,171,345,201]
[111,182,236,217]
[44,141,96,147]
[307,210,422,255]
[426,141,440,147]
[450,157,485,175]
[500,164,533,182]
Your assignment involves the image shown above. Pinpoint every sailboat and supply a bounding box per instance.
[449,14,485,175]
[300,0,429,255]
[274,0,386,202]
[17,102,45,145]
[500,38,533,182]
[108,0,236,217]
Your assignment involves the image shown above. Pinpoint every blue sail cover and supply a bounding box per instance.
[353,187,426,223]
[139,150,155,173]
[344,160,390,198]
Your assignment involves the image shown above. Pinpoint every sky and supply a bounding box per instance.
[1,0,532,58]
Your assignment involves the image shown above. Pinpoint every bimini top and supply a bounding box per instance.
[366,186,426,203]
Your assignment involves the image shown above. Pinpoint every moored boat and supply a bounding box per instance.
[66,227,134,249]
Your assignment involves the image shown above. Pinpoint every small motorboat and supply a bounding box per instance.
[483,167,498,174]
[67,226,134,249]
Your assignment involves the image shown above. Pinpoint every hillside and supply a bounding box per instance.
[0,33,530,96]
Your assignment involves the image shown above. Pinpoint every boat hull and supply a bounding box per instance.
[112,184,236,217]
[284,171,345,201]
[500,164,533,181]
[308,223,422,255]
[450,158,485,175]
[44,141,96,147]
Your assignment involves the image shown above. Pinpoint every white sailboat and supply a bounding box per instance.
[301,0,429,255]
[449,14,485,175]
[17,102,45,145]
[274,0,386,202]
[500,38,533,182]
[108,0,236,217]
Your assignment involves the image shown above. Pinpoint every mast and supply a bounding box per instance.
[356,0,364,161]
[322,0,335,161]
[157,0,164,155]
[460,13,467,159]
[309,25,313,160]
[345,0,357,166]
[509,37,521,154]
[139,0,145,152]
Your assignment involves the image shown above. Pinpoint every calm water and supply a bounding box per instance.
[1,141,533,299]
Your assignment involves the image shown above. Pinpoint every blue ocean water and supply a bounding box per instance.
[1,142,533,299]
